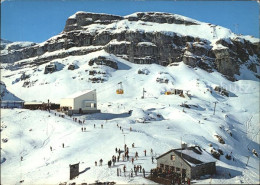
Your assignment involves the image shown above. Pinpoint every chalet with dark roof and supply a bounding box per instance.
[156,145,216,179]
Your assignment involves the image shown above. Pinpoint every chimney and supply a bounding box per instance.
[181,143,187,149]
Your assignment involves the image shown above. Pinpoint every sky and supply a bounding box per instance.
[1,0,259,43]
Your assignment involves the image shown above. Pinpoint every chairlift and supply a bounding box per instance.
[116,82,124,94]
[165,91,172,95]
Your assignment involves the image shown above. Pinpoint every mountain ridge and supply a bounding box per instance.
[1,11,259,81]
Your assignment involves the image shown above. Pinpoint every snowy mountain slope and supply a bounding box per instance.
[1,11,259,184]
[0,39,36,55]
[1,53,259,184]
[0,81,23,101]
[1,12,259,81]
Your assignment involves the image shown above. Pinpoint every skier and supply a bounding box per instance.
[130,169,133,177]
[101,124,103,129]
[144,149,146,156]
[152,156,154,163]
[99,159,103,166]
[84,127,86,132]
[150,148,153,155]
[81,127,83,132]
[94,124,96,128]
[135,151,138,159]
[21,156,23,161]
[115,147,118,153]
[95,161,97,166]
[131,157,134,164]
[139,165,142,173]
[123,165,126,175]
[142,168,145,177]
[50,146,52,151]
[132,143,135,148]
[117,155,119,162]
[62,143,64,148]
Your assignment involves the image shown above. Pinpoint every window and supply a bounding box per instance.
[160,164,164,169]
[176,167,180,172]
[202,168,206,174]
[171,155,175,161]
[170,166,175,172]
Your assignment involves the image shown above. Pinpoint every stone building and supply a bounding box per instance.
[156,146,216,179]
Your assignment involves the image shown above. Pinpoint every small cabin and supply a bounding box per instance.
[60,89,100,116]
[156,146,216,179]
[44,63,56,74]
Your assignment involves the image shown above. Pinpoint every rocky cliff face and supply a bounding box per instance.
[1,12,259,80]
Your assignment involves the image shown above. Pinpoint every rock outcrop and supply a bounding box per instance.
[1,12,259,80]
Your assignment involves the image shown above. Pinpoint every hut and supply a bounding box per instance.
[60,89,100,116]
[156,146,216,180]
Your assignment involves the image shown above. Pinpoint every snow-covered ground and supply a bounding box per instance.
[1,50,259,184]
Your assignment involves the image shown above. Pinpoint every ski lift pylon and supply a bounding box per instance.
[116,82,124,94]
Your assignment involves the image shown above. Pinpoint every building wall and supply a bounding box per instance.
[156,151,192,179]
[60,98,74,109]
[191,162,216,179]
[74,90,97,110]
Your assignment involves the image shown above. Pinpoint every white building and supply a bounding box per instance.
[60,89,100,115]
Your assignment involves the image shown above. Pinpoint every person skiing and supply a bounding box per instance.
[62,143,64,148]
[84,127,86,131]
[94,124,96,128]
[99,159,103,166]
[150,148,153,155]
[123,165,126,176]
[135,151,138,159]
[21,156,23,161]
[144,149,146,156]
[81,127,83,132]
[131,157,134,164]
[50,146,52,151]
[115,147,118,153]
[152,156,154,163]
[142,168,145,177]
[95,161,97,166]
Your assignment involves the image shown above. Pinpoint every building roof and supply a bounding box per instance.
[156,146,216,167]
[65,89,96,99]
[24,101,43,105]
